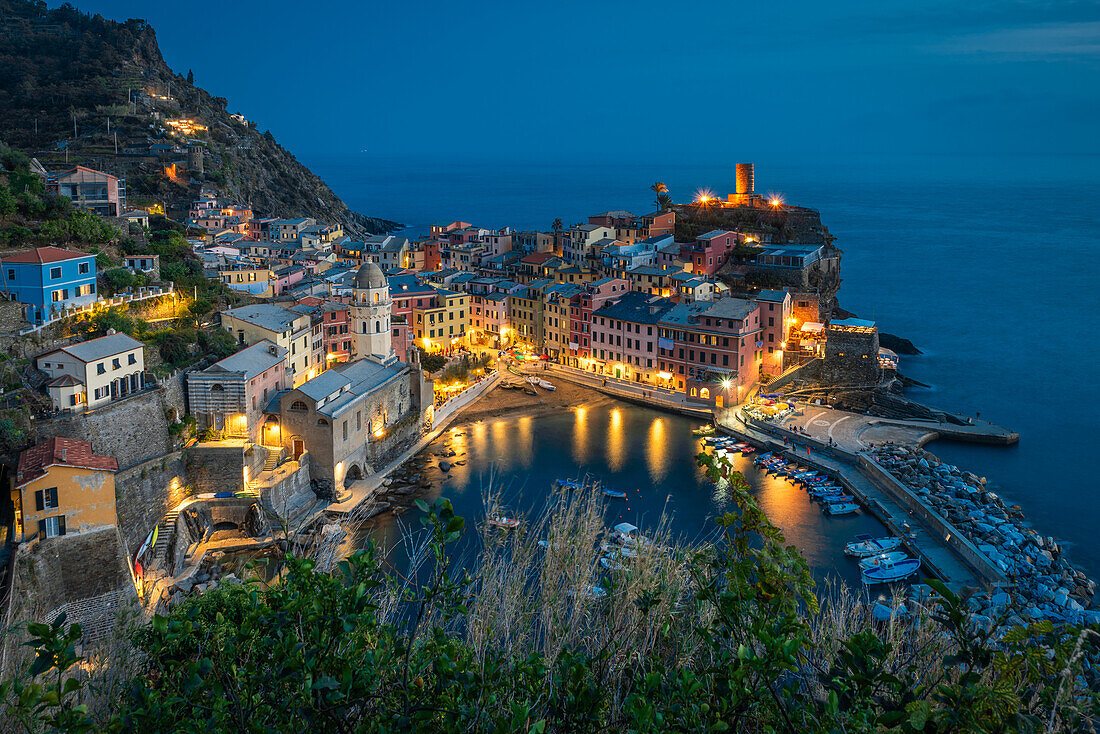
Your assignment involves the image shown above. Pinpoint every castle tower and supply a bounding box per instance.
[730,162,755,205]
[351,261,396,366]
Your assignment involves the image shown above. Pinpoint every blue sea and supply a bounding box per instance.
[307,152,1100,580]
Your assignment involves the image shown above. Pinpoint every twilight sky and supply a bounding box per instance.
[78,0,1100,160]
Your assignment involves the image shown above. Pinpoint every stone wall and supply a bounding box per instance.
[185,443,248,494]
[32,388,175,470]
[2,528,136,670]
[113,450,189,557]
[259,459,313,519]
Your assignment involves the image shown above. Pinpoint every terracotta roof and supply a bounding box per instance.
[520,252,554,264]
[46,375,82,388]
[2,247,92,264]
[16,438,118,488]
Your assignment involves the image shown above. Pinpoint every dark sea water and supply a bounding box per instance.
[309,152,1100,581]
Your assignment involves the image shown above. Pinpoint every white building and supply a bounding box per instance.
[36,332,145,412]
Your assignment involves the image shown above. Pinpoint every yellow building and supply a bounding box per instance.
[11,438,119,542]
[413,288,469,352]
[509,288,544,349]
[542,292,574,358]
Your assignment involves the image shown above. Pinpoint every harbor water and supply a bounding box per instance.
[369,400,887,589]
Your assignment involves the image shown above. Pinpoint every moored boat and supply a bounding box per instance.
[823,502,860,516]
[602,488,627,499]
[488,516,520,529]
[858,551,910,571]
[844,534,904,557]
[691,424,716,436]
[861,557,922,584]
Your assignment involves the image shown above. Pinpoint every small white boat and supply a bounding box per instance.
[858,551,910,571]
[488,516,520,530]
[526,376,541,385]
[861,557,922,584]
[823,502,859,516]
[538,379,556,390]
[844,534,904,558]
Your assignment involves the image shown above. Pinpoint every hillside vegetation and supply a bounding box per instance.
[0,0,395,234]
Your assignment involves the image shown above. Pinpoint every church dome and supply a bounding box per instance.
[354,261,386,290]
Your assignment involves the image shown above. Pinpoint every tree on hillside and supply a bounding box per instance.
[551,217,562,234]
[656,192,673,210]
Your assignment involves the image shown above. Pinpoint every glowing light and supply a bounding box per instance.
[658,371,673,381]
[694,188,716,205]
[768,194,784,208]
[722,378,732,390]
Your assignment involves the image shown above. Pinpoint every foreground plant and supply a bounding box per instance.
[0,479,1096,731]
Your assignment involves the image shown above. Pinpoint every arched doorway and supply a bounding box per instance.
[263,416,280,447]
[345,465,362,481]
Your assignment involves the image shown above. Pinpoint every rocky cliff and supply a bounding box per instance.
[0,0,396,234]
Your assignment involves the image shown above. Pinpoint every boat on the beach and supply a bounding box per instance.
[844,534,904,557]
[538,379,556,390]
[602,488,627,499]
[823,502,860,516]
[499,382,519,390]
[858,551,910,571]
[526,376,541,385]
[861,557,922,584]
[487,516,520,530]
[522,386,538,395]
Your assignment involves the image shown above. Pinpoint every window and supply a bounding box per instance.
[34,487,59,511]
[78,262,90,275]
[112,358,120,370]
[342,421,348,440]
[6,269,13,281]
[39,516,65,538]
[97,363,106,375]
[356,412,362,431]
[289,400,308,412]
[50,267,62,280]
[317,418,329,426]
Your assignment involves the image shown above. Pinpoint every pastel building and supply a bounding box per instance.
[11,438,119,542]
[2,247,98,324]
[755,289,793,367]
[36,332,146,411]
[186,340,289,443]
[47,165,125,216]
[221,304,319,387]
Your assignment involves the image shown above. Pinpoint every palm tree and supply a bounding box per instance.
[656,193,673,211]
[551,217,563,234]
[650,181,669,210]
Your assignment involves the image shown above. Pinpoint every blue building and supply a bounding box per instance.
[1,247,98,325]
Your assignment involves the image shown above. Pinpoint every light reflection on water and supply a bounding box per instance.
[389,401,890,587]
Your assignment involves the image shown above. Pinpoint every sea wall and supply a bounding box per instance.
[185,443,249,494]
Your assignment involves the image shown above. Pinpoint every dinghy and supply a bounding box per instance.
[602,488,627,499]
[844,534,904,558]
[538,379,556,390]
[823,502,860,516]
[858,551,910,571]
[861,557,922,584]
[487,516,520,530]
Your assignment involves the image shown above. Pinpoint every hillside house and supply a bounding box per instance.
[1,247,98,324]
[35,332,146,412]
[11,438,118,542]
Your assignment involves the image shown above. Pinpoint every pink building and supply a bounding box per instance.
[471,292,510,346]
[587,290,670,382]
[567,277,631,364]
[185,340,289,444]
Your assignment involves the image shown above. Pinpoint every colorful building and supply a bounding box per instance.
[2,247,98,324]
[11,438,119,542]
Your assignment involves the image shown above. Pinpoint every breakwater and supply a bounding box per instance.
[869,445,1098,626]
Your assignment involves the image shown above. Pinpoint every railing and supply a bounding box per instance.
[17,284,176,335]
